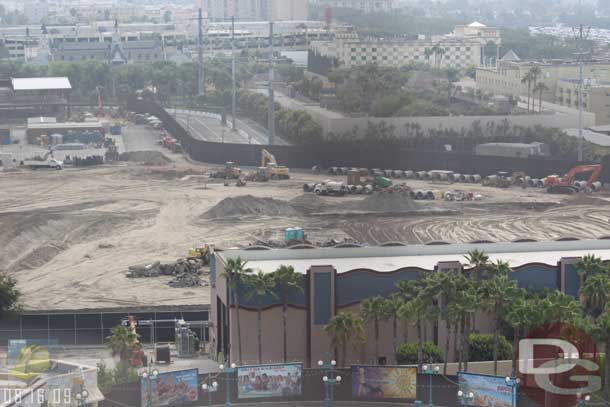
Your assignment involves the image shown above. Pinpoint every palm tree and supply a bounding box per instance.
[0,272,20,314]
[273,265,304,363]
[106,325,138,361]
[521,71,534,113]
[244,271,278,364]
[384,294,404,358]
[577,254,605,304]
[581,273,610,320]
[221,257,253,364]
[464,249,490,280]
[479,261,522,375]
[424,48,433,66]
[324,311,365,367]
[533,82,549,113]
[398,293,437,371]
[361,296,389,364]
[505,296,533,374]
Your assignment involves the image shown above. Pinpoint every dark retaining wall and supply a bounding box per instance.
[129,97,578,178]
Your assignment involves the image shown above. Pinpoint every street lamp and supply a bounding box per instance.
[457,390,475,406]
[219,362,237,407]
[201,373,219,407]
[577,392,591,407]
[421,359,440,407]
[140,365,160,407]
[505,374,519,405]
[318,360,341,407]
[75,389,89,407]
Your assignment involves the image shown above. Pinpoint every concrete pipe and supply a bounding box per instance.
[592,181,603,191]
[303,183,315,192]
[404,170,415,179]
[463,174,473,183]
[409,190,416,199]
[364,185,374,194]
[383,169,393,177]
[528,178,538,187]
[348,185,358,194]
[416,171,427,180]
[444,191,455,201]
[425,190,436,200]
[472,174,482,183]
[355,185,364,194]
[574,180,588,190]
[392,170,404,178]
[423,171,433,180]
[451,173,462,182]
[415,190,425,200]
[537,179,546,188]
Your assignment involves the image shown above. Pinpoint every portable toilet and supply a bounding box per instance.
[294,227,305,240]
[284,228,296,241]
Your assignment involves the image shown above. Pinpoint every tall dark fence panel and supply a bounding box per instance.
[127,98,579,179]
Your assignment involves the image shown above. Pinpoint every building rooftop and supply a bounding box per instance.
[27,121,103,130]
[218,239,610,274]
[559,77,610,87]
[565,128,610,146]
[11,77,71,91]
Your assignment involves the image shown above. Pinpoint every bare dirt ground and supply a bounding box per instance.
[3,124,610,311]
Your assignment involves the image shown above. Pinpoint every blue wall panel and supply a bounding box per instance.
[509,264,559,292]
[313,272,332,325]
[564,263,580,299]
[336,269,422,306]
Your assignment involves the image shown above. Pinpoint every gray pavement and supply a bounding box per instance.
[172,109,288,145]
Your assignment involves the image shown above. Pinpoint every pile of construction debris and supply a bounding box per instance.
[126,258,207,288]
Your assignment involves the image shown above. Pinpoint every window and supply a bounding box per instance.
[351,48,356,52]
[372,48,377,52]
[362,56,366,60]
[382,56,387,60]
[466,47,471,51]
[351,56,356,61]
[361,48,366,52]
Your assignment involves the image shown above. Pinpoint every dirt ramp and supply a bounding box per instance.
[203,195,299,219]
[119,151,171,166]
[353,191,420,213]
[289,194,329,214]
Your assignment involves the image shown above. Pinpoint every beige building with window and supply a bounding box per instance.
[557,78,610,125]
[310,22,501,70]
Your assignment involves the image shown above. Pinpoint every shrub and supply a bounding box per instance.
[396,341,444,364]
[468,333,512,362]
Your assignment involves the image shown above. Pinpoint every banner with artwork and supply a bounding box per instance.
[458,372,516,407]
[351,365,417,399]
[141,368,199,406]
[237,363,303,399]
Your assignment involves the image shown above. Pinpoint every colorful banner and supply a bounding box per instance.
[141,368,199,407]
[458,372,516,407]
[352,365,417,399]
[237,363,303,399]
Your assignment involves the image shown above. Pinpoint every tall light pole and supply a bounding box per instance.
[318,360,341,407]
[140,364,160,407]
[219,362,237,407]
[268,21,275,146]
[505,375,519,407]
[198,8,205,97]
[421,359,440,407]
[231,16,237,131]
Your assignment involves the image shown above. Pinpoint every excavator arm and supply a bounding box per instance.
[562,165,602,186]
[261,149,277,167]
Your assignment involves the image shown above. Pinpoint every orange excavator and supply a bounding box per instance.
[544,164,603,194]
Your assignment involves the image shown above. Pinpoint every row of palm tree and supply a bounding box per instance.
[521,66,550,114]
[222,258,303,365]
[322,250,596,378]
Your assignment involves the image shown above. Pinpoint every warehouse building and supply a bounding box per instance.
[210,239,610,366]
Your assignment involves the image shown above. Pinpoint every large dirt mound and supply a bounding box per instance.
[352,191,420,212]
[289,194,329,213]
[119,151,171,166]
[203,195,299,219]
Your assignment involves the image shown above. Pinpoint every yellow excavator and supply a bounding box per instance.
[260,149,290,180]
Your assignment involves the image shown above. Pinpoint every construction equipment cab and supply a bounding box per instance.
[544,164,602,194]
[261,149,290,180]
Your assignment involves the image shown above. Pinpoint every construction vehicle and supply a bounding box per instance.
[544,164,603,194]
[210,161,241,179]
[24,156,63,170]
[482,172,512,188]
[188,244,211,265]
[261,149,290,180]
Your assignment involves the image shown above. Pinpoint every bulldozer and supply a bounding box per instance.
[261,149,290,180]
[188,244,211,265]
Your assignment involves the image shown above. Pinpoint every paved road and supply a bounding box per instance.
[171,109,288,145]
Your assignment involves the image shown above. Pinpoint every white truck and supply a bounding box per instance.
[23,158,64,170]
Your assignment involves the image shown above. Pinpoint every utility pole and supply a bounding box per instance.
[578,24,584,162]
[268,21,275,146]
[198,8,205,97]
[231,16,237,131]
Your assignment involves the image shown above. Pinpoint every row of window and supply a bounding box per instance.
[351,54,473,61]
[350,46,473,53]
[58,53,160,61]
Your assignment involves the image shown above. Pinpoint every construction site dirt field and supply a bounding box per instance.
[3,125,610,311]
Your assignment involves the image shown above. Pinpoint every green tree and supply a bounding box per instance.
[478,261,522,375]
[398,291,438,370]
[576,254,605,304]
[396,341,443,364]
[324,312,365,367]
[384,295,404,357]
[361,296,389,364]
[533,82,549,113]
[221,257,253,364]
[0,272,20,314]
[464,249,489,280]
[106,325,138,361]
[244,271,277,364]
[521,70,534,113]
[468,333,512,362]
[273,265,303,363]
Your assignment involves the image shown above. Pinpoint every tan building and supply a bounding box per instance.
[210,239,610,367]
[310,22,500,70]
[557,78,610,125]
[476,54,610,124]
